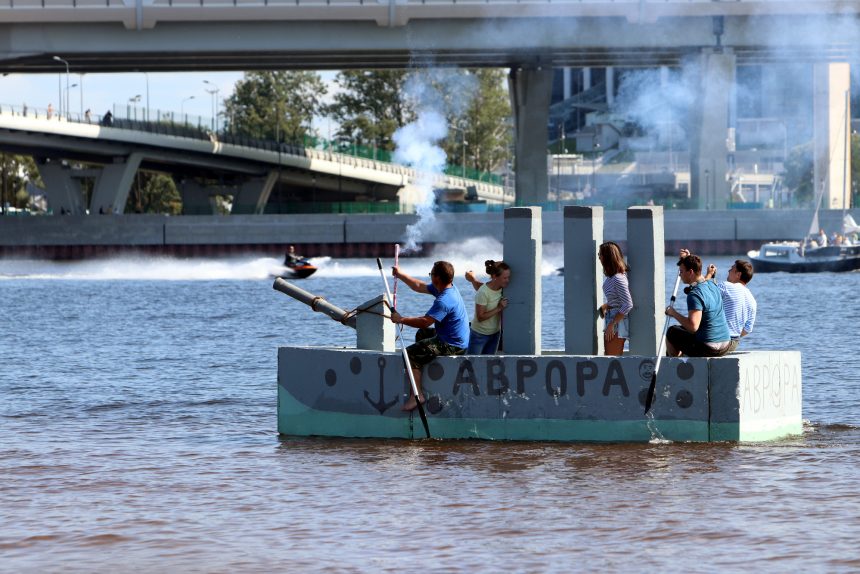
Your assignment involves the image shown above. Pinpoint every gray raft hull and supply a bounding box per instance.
[278,348,802,442]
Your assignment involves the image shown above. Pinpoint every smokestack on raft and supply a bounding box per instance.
[274,207,802,443]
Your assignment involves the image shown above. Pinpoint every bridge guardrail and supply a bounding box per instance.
[0,102,513,201]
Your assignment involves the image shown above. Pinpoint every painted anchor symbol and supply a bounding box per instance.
[364,356,398,414]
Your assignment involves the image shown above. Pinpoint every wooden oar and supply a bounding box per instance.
[376,258,431,439]
[644,272,683,415]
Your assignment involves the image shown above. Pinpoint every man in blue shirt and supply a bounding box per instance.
[665,251,735,357]
[391,260,469,411]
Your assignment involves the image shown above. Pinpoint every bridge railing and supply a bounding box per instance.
[0,101,512,198]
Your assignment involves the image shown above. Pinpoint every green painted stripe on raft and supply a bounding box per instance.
[709,419,803,442]
[278,387,412,439]
[279,388,711,442]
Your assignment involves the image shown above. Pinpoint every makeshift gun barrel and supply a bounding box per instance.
[272,277,357,329]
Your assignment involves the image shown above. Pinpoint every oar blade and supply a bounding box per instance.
[644,372,657,414]
[416,401,431,438]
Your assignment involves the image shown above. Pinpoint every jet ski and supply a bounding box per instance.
[272,250,318,279]
[281,258,318,279]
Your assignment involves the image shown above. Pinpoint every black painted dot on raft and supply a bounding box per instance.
[349,357,362,375]
[637,388,648,406]
[427,395,443,414]
[638,360,655,382]
[675,389,693,409]
[426,362,444,381]
[677,362,695,380]
[324,369,337,387]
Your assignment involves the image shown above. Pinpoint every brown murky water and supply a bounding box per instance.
[2,255,859,571]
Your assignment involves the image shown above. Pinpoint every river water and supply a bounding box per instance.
[2,240,860,572]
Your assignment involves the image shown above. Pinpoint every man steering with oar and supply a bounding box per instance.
[390,260,469,411]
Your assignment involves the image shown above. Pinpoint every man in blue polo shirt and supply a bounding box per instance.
[391,260,469,411]
[665,250,735,357]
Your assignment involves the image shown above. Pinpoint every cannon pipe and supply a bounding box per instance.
[272,277,357,329]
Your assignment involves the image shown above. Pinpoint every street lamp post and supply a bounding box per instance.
[143,71,150,123]
[180,95,195,123]
[203,80,220,132]
[52,56,70,119]
[129,94,141,121]
[452,125,468,178]
[78,74,85,119]
[64,84,78,120]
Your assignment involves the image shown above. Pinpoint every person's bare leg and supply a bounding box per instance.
[665,339,681,357]
[605,336,625,356]
[402,368,425,411]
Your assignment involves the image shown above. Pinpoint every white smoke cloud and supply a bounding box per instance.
[394,68,479,253]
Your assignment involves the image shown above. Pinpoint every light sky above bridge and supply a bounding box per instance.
[2,70,339,133]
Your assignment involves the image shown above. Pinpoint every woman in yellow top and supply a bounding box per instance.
[464,260,511,354]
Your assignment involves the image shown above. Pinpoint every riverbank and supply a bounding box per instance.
[0,208,854,258]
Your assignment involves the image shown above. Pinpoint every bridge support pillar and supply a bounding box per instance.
[690,49,736,210]
[813,62,851,211]
[36,159,85,215]
[626,206,665,356]
[91,153,143,214]
[231,171,279,214]
[179,181,213,215]
[605,66,615,107]
[510,67,553,206]
[563,205,603,355]
[503,206,542,355]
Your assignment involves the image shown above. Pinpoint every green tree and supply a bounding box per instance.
[224,71,327,143]
[326,70,414,151]
[444,69,512,174]
[782,136,860,208]
[782,141,814,207]
[0,154,43,212]
[124,171,182,215]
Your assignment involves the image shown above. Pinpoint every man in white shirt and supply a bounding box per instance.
[704,258,757,344]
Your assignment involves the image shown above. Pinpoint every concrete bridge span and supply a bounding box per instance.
[0,1,858,72]
[0,110,510,215]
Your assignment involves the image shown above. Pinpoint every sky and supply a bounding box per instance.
[2,70,338,130]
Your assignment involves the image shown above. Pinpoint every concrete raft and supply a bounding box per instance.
[278,349,801,442]
[276,205,802,443]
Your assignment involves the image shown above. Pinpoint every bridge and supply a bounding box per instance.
[0,0,856,210]
[0,106,510,215]
[0,1,857,73]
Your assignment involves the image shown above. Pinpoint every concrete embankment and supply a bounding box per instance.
[0,208,854,259]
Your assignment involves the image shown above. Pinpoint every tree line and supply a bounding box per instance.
[222,68,513,175]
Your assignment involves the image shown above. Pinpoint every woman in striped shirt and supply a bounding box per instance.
[598,241,634,356]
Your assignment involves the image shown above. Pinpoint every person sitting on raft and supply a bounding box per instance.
[701,252,757,347]
[665,250,735,357]
[463,260,510,355]
[390,261,469,411]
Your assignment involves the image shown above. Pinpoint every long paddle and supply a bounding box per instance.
[393,244,399,309]
[644,272,683,415]
[376,258,431,439]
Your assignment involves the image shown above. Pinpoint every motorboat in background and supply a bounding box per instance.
[748,214,860,273]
